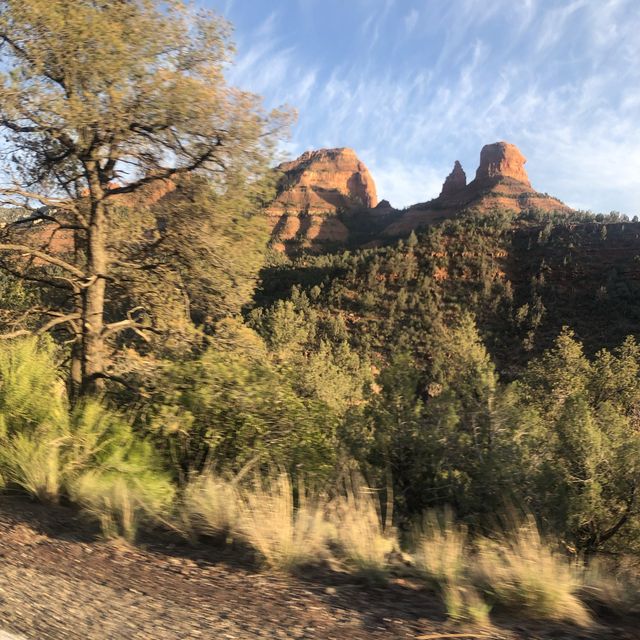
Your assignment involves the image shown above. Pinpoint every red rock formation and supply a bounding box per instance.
[264,141,574,246]
[270,148,377,215]
[383,141,572,236]
[440,160,466,197]
[474,141,531,186]
[267,147,377,249]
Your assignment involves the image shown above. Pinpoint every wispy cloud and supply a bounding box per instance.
[404,9,419,34]
[215,0,640,214]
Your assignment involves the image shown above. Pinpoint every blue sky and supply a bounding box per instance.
[206,0,639,214]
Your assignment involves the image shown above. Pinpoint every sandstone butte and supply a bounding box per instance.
[267,147,378,251]
[382,141,573,236]
[266,141,573,248]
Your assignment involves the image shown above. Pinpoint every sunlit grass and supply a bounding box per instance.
[329,476,397,581]
[474,518,592,627]
[413,509,490,625]
[236,473,331,571]
[181,473,241,540]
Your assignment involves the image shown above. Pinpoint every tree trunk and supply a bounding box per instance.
[69,233,84,401]
[81,162,108,395]
[69,331,83,400]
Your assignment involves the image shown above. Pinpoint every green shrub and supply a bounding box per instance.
[0,339,174,540]
[0,338,68,500]
[149,347,339,478]
[0,337,67,438]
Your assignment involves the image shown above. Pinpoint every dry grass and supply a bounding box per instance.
[160,469,607,630]
[236,473,330,571]
[181,471,398,576]
[69,470,175,542]
[329,477,397,580]
[181,473,240,540]
[182,471,332,570]
[413,510,490,625]
[413,509,468,586]
[474,518,592,627]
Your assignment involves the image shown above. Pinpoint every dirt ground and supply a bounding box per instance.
[0,496,636,640]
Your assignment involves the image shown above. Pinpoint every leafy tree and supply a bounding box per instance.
[147,338,340,480]
[517,331,640,553]
[0,0,288,395]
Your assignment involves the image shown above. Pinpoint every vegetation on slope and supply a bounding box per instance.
[0,0,638,631]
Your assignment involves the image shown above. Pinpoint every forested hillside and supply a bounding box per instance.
[257,209,640,375]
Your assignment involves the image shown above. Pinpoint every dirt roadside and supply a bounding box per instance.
[0,497,634,640]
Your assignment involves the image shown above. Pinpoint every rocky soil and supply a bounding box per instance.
[0,496,635,640]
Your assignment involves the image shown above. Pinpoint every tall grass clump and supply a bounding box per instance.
[69,466,174,542]
[0,337,67,436]
[413,510,490,626]
[329,475,397,581]
[66,402,175,542]
[0,339,174,541]
[180,473,241,541]
[0,337,68,501]
[0,430,64,502]
[474,518,592,627]
[236,472,330,571]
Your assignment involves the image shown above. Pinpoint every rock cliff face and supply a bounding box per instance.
[475,141,531,186]
[440,160,467,197]
[270,148,377,215]
[383,141,572,236]
[267,148,378,250]
[264,141,574,248]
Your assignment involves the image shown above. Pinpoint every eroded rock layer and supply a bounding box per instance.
[265,141,574,248]
[383,141,572,236]
[267,148,378,249]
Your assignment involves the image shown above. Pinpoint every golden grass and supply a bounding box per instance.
[329,477,397,579]
[413,510,490,626]
[181,473,240,540]
[236,473,330,570]
[474,518,592,627]
[69,470,175,542]
[167,471,608,629]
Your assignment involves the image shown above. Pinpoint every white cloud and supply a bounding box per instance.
[369,161,445,210]
[404,9,419,34]
[224,0,640,215]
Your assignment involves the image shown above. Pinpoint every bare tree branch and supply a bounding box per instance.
[105,147,219,198]
[0,187,77,210]
[0,243,86,278]
[0,311,81,340]
[101,306,163,340]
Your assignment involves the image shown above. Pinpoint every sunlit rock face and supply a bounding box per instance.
[439,160,467,198]
[267,147,378,249]
[474,141,531,186]
[382,141,572,236]
[264,141,573,247]
[268,147,377,217]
